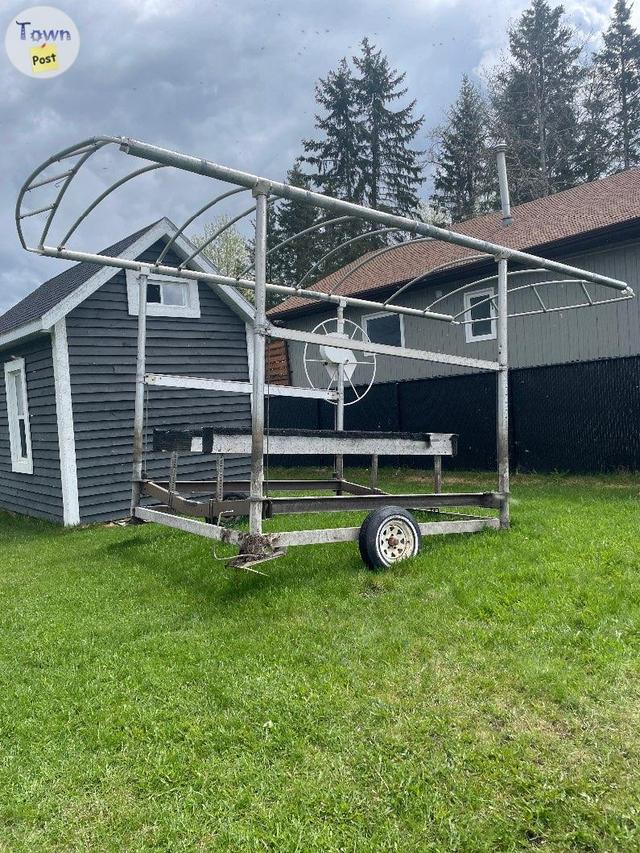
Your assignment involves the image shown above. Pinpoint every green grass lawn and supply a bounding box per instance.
[2,468,640,851]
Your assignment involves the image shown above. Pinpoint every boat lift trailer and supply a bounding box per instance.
[14,136,634,567]
[137,426,500,559]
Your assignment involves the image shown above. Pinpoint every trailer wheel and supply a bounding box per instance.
[359,506,422,570]
[358,511,375,565]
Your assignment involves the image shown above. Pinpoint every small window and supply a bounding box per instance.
[126,271,200,318]
[4,358,33,474]
[464,288,496,343]
[363,312,404,347]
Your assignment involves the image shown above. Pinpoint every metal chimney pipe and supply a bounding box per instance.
[495,143,512,226]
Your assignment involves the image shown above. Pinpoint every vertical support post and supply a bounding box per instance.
[168,450,178,509]
[433,455,442,493]
[335,300,345,488]
[370,454,379,490]
[249,186,269,535]
[497,257,510,528]
[168,451,178,492]
[216,454,224,501]
[130,265,149,516]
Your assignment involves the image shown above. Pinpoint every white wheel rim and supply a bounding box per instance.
[376,518,416,565]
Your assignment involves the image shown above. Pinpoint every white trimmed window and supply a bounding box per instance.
[464,288,497,343]
[126,271,200,318]
[362,311,405,347]
[4,358,33,474]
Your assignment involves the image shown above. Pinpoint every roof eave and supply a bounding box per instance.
[0,318,48,352]
[269,216,640,320]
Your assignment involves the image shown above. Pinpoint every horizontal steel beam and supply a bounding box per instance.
[180,431,456,457]
[134,506,243,544]
[266,492,502,515]
[270,516,499,546]
[135,506,499,548]
[35,245,454,324]
[120,137,631,293]
[145,372,337,401]
[152,478,333,492]
[151,478,378,494]
[270,325,500,372]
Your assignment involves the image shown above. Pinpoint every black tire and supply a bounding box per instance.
[358,511,376,565]
[359,506,422,570]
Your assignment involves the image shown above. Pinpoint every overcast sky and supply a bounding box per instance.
[0,0,627,313]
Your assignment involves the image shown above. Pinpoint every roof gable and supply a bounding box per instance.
[0,219,254,345]
[0,223,157,336]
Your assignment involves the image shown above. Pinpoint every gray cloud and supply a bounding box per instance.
[0,0,614,312]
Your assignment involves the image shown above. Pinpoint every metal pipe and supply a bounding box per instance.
[386,254,489,306]
[249,188,269,535]
[503,295,632,319]
[58,163,166,248]
[327,238,432,296]
[156,186,247,266]
[370,455,379,490]
[36,244,456,323]
[119,136,629,291]
[428,267,548,312]
[434,456,442,493]
[495,144,512,226]
[451,279,587,320]
[454,291,633,323]
[179,202,263,269]
[130,266,150,515]
[297,226,402,290]
[273,325,499,371]
[335,301,345,484]
[15,137,113,250]
[240,215,355,277]
[216,454,224,502]
[57,142,104,161]
[496,258,509,528]
[25,170,73,191]
[19,204,56,219]
[40,145,107,248]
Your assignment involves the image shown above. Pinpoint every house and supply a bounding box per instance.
[268,170,640,471]
[0,218,254,525]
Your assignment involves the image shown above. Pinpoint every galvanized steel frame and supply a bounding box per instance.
[15,135,635,558]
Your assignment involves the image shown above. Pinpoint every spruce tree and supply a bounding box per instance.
[352,38,425,218]
[268,163,321,288]
[299,41,425,268]
[596,0,640,170]
[300,58,363,203]
[577,64,613,182]
[299,57,366,264]
[490,0,584,202]
[431,75,496,223]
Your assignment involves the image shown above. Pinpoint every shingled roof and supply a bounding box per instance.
[0,221,161,336]
[270,168,640,318]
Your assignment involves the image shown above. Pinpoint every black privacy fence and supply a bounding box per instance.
[265,356,640,472]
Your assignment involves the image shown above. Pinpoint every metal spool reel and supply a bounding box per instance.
[303,318,376,406]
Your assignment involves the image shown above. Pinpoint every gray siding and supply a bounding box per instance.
[0,335,63,522]
[66,241,251,523]
[286,239,640,387]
